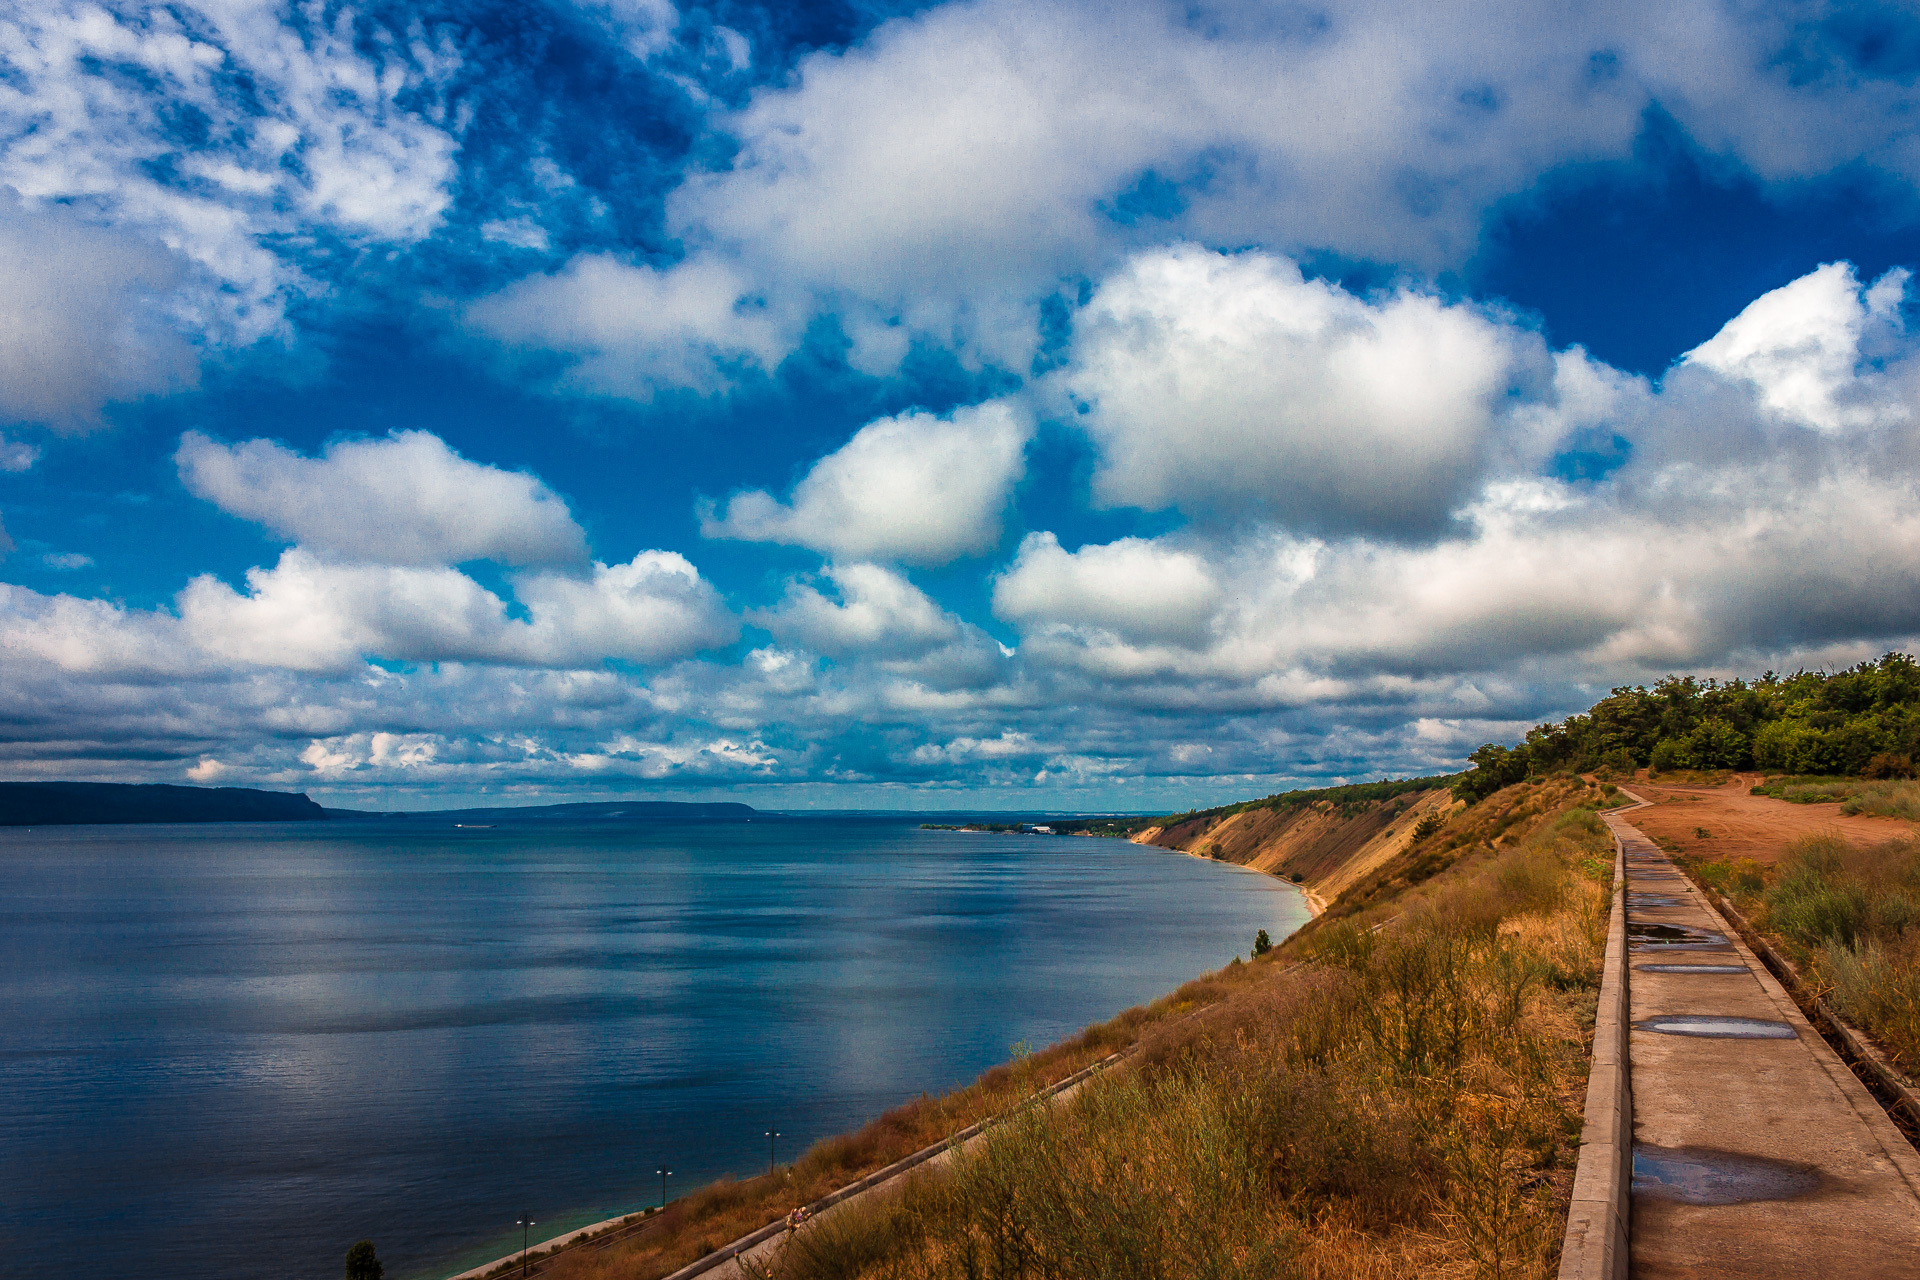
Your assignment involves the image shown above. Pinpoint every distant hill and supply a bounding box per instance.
[326,799,758,824]
[0,782,326,826]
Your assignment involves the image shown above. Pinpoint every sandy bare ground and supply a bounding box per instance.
[1629,773,1917,865]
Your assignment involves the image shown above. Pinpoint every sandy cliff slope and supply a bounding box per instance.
[1131,787,1457,910]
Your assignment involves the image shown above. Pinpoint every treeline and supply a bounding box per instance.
[1454,652,1920,803]
[1142,775,1450,833]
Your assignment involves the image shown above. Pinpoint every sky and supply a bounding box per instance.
[1,0,1918,810]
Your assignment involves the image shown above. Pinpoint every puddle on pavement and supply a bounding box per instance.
[1635,963,1748,974]
[1635,1015,1796,1038]
[1628,922,1729,949]
[1633,1146,1822,1205]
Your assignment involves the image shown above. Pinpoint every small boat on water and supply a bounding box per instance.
[453,823,496,829]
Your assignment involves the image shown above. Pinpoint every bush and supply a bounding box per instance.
[1649,737,1691,772]
[1253,928,1273,957]
[1867,753,1917,780]
[1686,717,1749,769]
[345,1241,383,1280]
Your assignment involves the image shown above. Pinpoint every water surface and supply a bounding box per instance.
[0,817,1304,1279]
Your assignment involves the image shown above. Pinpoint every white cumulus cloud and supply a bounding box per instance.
[0,196,197,429]
[993,531,1223,648]
[0,0,464,344]
[488,0,1920,397]
[1065,245,1541,535]
[465,254,797,398]
[1683,261,1913,432]
[703,400,1029,565]
[176,430,590,568]
[756,563,964,658]
[177,548,734,673]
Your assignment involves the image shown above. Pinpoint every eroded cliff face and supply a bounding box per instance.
[1131,788,1457,907]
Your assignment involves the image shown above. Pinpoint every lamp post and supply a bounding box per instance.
[766,1128,781,1176]
[517,1216,535,1278]
[657,1166,671,1211]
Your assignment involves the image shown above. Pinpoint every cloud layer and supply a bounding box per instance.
[6,256,1918,802]
[475,0,1920,396]
[2,0,1919,804]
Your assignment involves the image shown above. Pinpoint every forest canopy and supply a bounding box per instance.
[1453,653,1920,803]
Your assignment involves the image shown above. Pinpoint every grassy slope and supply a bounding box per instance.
[543,774,1617,1280]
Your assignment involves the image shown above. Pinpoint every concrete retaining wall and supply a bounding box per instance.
[1558,805,1634,1280]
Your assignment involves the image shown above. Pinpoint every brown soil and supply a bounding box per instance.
[1629,772,1918,865]
[1133,787,1453,905]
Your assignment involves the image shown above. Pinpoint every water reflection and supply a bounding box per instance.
[0,819,1303,1280]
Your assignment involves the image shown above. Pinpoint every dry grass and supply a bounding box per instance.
[613,782,1617,1280]
[538,778,1612,1280]
[526,944,1297,1280]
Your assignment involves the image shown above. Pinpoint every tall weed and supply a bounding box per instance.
[1842,781,1920,821]
[1752,833,1920,1073]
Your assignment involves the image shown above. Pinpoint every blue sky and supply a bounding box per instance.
[1,0,1918,809]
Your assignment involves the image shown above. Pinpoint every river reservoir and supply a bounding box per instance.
[0,816,1306,1279]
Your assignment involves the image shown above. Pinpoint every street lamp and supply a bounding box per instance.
[657,1166,672,1210]
[516,1215,536,1278]
[766,1128,781,1176]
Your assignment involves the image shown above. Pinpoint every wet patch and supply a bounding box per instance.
[1634,1015,1795,1039]
[1634,963,1748,974]
[1633,1146,1822,1205]
[1628,922,1729,949]
[1628,893,1680,907]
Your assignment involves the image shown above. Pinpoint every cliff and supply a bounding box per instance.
[1131,783,1457,908]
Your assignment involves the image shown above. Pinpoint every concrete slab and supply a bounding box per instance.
[1609,810,1920,1279]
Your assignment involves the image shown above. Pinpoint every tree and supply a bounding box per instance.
[1252,928,1272,958]
[346,1241,384,1280]
[1452,743,1530,804]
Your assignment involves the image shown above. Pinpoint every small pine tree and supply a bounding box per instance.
[1251,928,1272,958]
[346,1240,383,1280]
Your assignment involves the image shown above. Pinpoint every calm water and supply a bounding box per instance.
[0,817,1306,1280]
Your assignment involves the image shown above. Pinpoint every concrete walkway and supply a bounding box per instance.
[1608,805,1920,1278]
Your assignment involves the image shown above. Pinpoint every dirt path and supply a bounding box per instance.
[1627,774,1916,866]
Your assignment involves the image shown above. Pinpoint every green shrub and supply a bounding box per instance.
[345,1242,383,1280]
[1649,737,1691,772]
[1769,879,1868,949]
